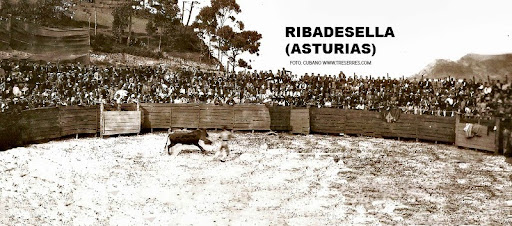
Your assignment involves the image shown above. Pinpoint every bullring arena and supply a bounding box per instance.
[1,103,512,225]
[2,0,512,224]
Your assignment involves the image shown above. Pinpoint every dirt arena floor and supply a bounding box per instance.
[1,131,512,225]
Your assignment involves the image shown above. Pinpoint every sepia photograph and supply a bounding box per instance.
[1,0,511,225]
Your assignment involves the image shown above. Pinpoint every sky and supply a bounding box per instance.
[180,0,512,78]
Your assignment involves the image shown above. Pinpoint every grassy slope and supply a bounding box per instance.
[72,6,148,34]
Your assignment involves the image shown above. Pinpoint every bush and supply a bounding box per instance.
[91,33,116,53]
[91,33,163,59]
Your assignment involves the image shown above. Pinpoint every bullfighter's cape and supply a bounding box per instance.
[463,123,488,138]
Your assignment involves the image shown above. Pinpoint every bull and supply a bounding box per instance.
[164,129,213,156]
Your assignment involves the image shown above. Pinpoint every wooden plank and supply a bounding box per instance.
[103,128,140,135]
[60,120,97,125]
[103,116,141,121]
[104,125,140,130]
[60,116,97,122]
[103,116,141,123]
[104,111,141,116]
[104,122,140,127]
[104,125,140,131]
[103,129,139,136]
[61,124,97,130]
[59,111,97,116]
[61,128,97,133]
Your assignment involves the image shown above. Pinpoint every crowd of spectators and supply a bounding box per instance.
[1,60,511,118]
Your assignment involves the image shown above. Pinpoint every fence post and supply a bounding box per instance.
[169,104,173,130]
[415,113,420,142]
[495,117,502,155]
[232,105,235,131]
[57,106,63,139]
[100,102,104,138]
[454,114,461,146]
[197,104,200,129]
[137,102,141,135]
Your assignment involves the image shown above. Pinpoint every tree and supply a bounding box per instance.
[211,0,240,65]
[113,0,153,46]
[0,0,73,26]
[237,58,249,69]
[34,0,74,25]
[194,5,218,59]
[127,2,134,47]
[218,26,261,72]
[145,19,157,48]
[0,0,13,16]
[151,0,180,51]
[211,0,240,28]
[112,3,131,43]
[184,1,199,27]
[194,0,242,69]
[16,0,32,19]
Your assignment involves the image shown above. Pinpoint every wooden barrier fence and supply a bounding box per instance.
[309,107,455,143]
[0,106,99,150]
[139,104,271,131]
[0,104,509,157]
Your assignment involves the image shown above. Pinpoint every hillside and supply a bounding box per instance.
[90,52,216,71]
[413,53,512,81]
[72,2,148,34]
[0,0,217,69]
